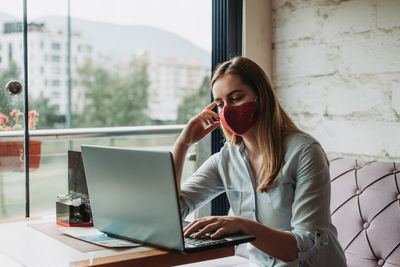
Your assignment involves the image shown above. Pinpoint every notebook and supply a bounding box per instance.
[81,144,255,253]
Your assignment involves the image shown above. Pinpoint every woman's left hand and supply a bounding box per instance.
[183,216,246,239]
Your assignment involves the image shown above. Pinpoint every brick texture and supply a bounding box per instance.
[272,0,400,161]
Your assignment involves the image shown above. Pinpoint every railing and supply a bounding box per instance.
[0,125,196,220]
[0,125,186,141]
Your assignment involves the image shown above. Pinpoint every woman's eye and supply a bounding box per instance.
[231,97,242,103]
[216,103,223,108]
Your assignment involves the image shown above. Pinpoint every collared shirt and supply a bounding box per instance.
[179,133,347,267]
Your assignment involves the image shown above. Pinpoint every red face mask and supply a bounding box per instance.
[219,101,257,135]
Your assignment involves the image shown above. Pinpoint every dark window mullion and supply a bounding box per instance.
[211,0,242,216]
[23,0,30,218]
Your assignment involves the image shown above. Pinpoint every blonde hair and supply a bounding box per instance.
[211,57,301,193]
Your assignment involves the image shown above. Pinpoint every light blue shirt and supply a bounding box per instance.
[179,133,347,267]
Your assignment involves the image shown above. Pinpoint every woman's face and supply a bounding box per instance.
[212,74,257,112]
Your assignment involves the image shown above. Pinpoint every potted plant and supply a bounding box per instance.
[0,109,41,172]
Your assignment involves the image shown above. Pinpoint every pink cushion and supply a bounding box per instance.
[330,158,400,267]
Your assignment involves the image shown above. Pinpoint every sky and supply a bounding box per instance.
[1,0,212,52]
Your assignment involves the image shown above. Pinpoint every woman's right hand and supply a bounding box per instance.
[177,102,220,147]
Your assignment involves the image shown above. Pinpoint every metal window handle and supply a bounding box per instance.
[6,80,23,96]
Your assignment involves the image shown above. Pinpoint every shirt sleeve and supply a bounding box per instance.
[179,152,225,219]
[285,142,331,265]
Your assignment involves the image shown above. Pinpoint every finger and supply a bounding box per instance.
[184,220,208,237]
[183,219,200,232]
[198,113,215,127]
[204,121,220,134]
[204,102,217,111]
[211,228,226,239]
[194,222,220,238]
[184,217,216,237]
[202,109,220,120]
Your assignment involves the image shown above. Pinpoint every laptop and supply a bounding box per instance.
[81,144,255,253]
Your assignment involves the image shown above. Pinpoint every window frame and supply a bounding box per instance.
[19,0,239,218]
[210,0,243,216]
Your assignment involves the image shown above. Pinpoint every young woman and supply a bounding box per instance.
[172,57,347,266]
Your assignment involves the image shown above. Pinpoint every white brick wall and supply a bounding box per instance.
[275,44,335,79]
[274,7,318,42]
[339,38,400,74]
[322,0,375,35]
[377,0,400,29]
[393,87,400,115]
[272,0,400,161]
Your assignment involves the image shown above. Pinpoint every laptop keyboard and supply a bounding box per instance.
[184,233,228,248]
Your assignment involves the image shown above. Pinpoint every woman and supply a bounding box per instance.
[172,57,347,266]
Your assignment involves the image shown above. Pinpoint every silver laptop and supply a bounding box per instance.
[81,144,255,253]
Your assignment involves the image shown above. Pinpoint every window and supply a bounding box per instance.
[210,0,243,216]
[51,42,60,50]
[0,0,211,220]
[8,43,12,61]
[52,55,60,62]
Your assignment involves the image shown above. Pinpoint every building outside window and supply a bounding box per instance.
[51,55,60,62]
[0,0,212,220]
[52,79,60,86]
[51,42,60,50]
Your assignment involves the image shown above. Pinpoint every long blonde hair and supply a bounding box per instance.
[211,57,301,193]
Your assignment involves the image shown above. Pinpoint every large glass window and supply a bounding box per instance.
[0,0,211,219]
[0,5,26,219]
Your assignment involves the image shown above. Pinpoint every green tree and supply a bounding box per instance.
[0,62,61,129]
[29,95,62,129]
[74,57,150,127]
[176,76,211,124]
[0,61,22,116]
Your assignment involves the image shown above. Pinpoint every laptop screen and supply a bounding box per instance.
[81,145,185,251]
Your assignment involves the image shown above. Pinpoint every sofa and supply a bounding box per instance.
[179,158,400,267]
[329,158,400,267]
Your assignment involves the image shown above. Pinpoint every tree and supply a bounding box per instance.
[0,61,23,116]
[176,76,211,124]
[29,95,62,129]
[73,57,150,127]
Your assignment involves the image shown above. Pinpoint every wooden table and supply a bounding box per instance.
[0,217,234,267]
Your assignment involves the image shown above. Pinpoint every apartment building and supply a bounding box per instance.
[0,22,210,122]
[144,53,210,121]
[0,22,92,114]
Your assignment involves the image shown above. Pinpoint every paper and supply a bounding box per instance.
[59,226,142,248]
